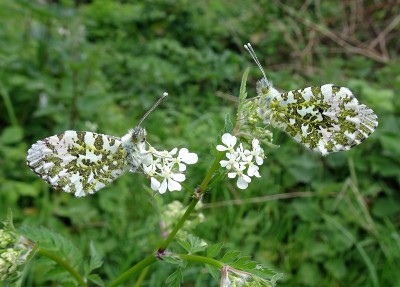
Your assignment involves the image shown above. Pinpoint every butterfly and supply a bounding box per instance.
[244,43,378,155]
[27,93,167,197]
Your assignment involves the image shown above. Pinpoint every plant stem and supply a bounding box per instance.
[160,152,225,250]
[107,254,156,287]
[0,86,18,126]
[177,254,223,269]
[108,152,225,287]
[37,247,87,287]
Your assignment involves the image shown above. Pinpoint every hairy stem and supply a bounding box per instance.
[107,255,156,287]
[177,254,223,269]
[37,247,87,287]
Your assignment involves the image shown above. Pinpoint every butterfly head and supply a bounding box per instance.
[131,126,147,144]
[244,43,277,100]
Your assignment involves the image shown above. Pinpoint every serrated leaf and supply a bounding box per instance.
[178,240,191,253]
[165,267,183,287]
[162,254,183,265]
[206,264,221,280]
[178,234,207,254]
[88,274,105,287]
[88,241,103,273]
[18,226,83,269]
[207,242,224,258]
[221,251,241,263]
[224,113,233,133]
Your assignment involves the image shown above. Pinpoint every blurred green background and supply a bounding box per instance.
[0,0,399,286]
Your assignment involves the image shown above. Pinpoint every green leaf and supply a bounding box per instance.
[87,274,105,287]
[18,226,83,270]
[0,126,24,144]
[224,113,233,133]
[221,251,241,263]
[178,234,207,254]
[166,267,183,287]
[88,241,103,273]
[207,242,224,258]
[162,254,183,265]
[206,264,221,280]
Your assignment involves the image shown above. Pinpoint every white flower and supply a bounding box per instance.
[216,133,237,153]
[152,165,186,194]
[251,138,264,165]
[247,162,260,177]
[220,152,239,169]
[228,165,251,189]
[170,148,198,171]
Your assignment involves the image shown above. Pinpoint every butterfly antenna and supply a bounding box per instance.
[137,92,168,126]
[244,43,269,82]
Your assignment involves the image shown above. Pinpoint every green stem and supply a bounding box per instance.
[37,247,87,287]
[108,152,225,287]
[177,254,223,269]
[107,254,156,287]
[0,86,18,126]
[160,151,225,250]
[133,266,150,287]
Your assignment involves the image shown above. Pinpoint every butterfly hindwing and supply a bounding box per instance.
[27,130,127,197]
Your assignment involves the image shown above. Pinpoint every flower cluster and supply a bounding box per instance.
[1,217,34,281]
[141,146,198,194]
[160,200,205,239]
[217,133,265,189]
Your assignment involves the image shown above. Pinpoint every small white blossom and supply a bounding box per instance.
[170,148,199,171]
[153,164,186,194]
[216,133,237,153]
[220,152,239,169]
[228,165,251,189]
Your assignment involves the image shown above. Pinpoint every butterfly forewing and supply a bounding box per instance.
[27,130,128,197]
[268,84,378,155]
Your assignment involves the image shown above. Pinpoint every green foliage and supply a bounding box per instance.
[0,0,399,286]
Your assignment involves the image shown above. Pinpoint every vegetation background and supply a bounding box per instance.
[0,0,399,286]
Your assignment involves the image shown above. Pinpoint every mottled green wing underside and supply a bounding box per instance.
[268,84,378,155]
[27,130,127,197]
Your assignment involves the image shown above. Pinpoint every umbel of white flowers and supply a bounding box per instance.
[217,133,265,189]
[142,146,198,194]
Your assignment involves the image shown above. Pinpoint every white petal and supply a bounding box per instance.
[216,144,228,151]
[159,179,168,194]
[169,147,178,155]
[237,177,249,189]
[150,177,161,191]
[221,133,233,146]
[220,160,229,167]
[178,162,187,171]
[228,172,237,179]
[171,173,185,182]
[168,179,182,191]
[182,152,198,164]
[242,174,251,183]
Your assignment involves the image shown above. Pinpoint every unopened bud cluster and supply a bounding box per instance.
[0,228,33,281]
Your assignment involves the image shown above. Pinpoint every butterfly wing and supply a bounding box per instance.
[269,84,378,155]
[27,130,127,197]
